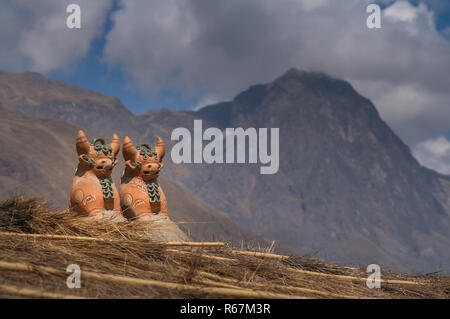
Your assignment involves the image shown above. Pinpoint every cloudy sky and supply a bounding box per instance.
[0,0,449,174]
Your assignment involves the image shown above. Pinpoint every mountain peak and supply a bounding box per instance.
[278,67,331,81]
[277,68,346,86]
[272,68,360,102]
[281,67,305,76]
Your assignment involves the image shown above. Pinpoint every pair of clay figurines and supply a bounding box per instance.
[70,129,166,219]
[70,130,189,241]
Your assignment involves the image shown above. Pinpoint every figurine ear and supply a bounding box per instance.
[155,137,165,162]
[79,154,93,167]
[111,134,120,156]
[125,159,140,170]
[76,130,90,155]
[123,136,138,162]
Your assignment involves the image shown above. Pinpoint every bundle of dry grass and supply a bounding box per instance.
[0,197,449,299]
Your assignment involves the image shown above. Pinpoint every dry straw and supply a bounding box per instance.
[0,197,448,299]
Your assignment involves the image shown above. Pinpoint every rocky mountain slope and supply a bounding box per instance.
[0,105,274,248]
[1,69,449,273]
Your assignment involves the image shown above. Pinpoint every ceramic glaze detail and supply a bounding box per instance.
[146,180,161,203]
[99,178,114,200]
[92,139,113,156]
[136,144,158,161]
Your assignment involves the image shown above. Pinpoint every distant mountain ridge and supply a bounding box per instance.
[0,70,135,138]
[1,68,449,273]
[0,104,278,251]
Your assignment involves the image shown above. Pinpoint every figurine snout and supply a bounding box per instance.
[142,163,160,175]
[96,158,114,171]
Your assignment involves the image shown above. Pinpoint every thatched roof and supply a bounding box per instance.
[0,197,448,299]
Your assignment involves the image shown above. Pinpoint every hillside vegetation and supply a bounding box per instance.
[0,197,448,299]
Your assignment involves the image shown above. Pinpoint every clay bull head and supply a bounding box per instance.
[120,136,168,220]
[69,130,122,218]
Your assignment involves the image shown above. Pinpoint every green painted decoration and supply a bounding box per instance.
[135,161,142,170]
[91,138,113,156]
[136,144,158,161]
[146,180,161,203]
[99,178,114,200]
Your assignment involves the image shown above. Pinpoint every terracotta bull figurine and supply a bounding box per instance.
[120,136,189,241]
[69,130,122,218]
[120,136,168,219]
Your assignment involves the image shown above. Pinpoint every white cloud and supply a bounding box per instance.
[0,0,112,73]
[413,136,450,175]
[384,1,420,22]
[1,0,449,151]
[102,0,450,145]
[193,95,222,111]
[354,81,450,143]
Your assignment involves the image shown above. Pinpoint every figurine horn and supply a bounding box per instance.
[111,133,120,156]
[123,136,138,162]
[155,137,165,161]
[76,130,91,155]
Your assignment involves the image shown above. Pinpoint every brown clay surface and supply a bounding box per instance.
[69,130,122,218]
